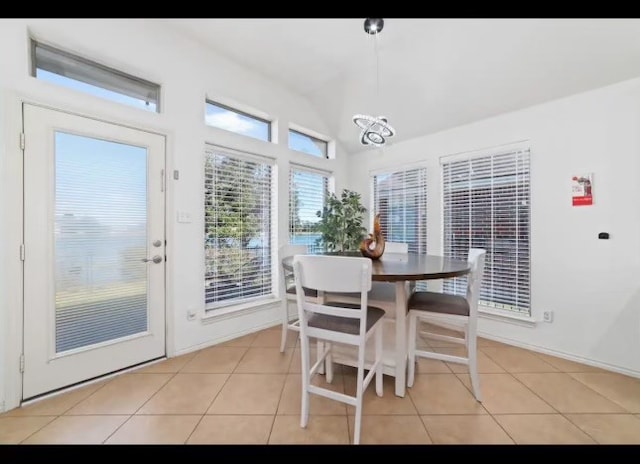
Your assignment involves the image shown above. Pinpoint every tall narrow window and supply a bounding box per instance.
[288,129,328,158]
[32,40,160,112]
[442,144,531,315]
[289,167,330,254]
[205,100,271,142]
[372,166,428,254]
[204,147,275,309]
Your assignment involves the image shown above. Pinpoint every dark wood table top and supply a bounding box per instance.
[282,252,471,282]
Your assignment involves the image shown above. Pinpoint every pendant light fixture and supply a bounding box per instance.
[352,18,396,148]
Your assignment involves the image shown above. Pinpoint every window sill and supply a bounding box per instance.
[201,297,281,324]
[478,305,537,328]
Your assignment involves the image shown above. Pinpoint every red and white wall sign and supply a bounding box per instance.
[571,173,593,206]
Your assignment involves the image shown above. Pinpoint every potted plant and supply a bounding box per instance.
[315,189,367,253]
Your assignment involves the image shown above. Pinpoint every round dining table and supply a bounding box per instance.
[282,251,471,397]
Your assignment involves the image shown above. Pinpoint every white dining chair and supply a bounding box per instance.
[293,254,384,445]
[407,248,486,401]
[278,244,315,353]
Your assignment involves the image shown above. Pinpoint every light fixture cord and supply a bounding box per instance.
[374,29,385,153]
[375,30,380,104]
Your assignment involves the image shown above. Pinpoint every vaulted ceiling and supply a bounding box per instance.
[162,18,640,153]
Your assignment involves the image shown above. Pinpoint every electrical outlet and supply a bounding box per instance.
[543,310,554,323]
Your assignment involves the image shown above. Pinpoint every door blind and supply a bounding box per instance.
[289,167,329,254]
[55,132,149,353]
[442,146,531,314]
[204,148,274,309]
[372,166,428,254]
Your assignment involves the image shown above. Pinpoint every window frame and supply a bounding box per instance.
[440,142,531,317]
[288,128,329,158]
[205,99,272,142]
[203,144,277,313]
[30,39,161,113]
[370,163,429,254]
[288,163,333,254]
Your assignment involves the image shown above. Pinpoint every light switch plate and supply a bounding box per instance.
[176,211,192,223]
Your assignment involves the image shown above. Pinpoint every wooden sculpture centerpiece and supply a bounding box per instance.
[360,213,385,260]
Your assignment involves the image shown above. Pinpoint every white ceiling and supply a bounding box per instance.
[161,18,640,153]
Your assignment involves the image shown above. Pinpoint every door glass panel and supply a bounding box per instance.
[55,132,148,353]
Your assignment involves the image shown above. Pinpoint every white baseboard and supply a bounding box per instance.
[173,319,281,357]
[478,331,640,379]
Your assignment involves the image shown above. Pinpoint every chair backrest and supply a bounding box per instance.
[293,255,372,340]
[279,244,308,297]
[466,248,487,317]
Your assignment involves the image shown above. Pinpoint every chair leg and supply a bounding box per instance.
[325,342,334,384]
[353,344,366,445]
[467,330,482,402]
[407,311,418,388]
[317,341,325,375]
[375,326,383,397]
[300,333,311,428]
[280,301,289,353]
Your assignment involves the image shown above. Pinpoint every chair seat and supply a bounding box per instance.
[408,291,470,317]
[309,302,386,335]
[286,283,318,298]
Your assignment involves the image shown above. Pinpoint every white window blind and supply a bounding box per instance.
[372,166,428,254]
[204,147,275,309]
[442,145,531,315]
[289,167,329,254]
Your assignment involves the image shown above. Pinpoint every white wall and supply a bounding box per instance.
[347,77,640,377]
[0,19,348,411]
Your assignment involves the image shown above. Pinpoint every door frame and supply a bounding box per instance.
[1,92,174,411]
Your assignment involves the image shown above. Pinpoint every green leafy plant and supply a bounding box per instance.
[316,189,367,252]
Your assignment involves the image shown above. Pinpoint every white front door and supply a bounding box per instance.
[22,104,166,399]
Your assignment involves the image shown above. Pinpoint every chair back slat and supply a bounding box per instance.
[293,255,372,294]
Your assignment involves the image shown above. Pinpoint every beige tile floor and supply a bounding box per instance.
[2,324,640,444]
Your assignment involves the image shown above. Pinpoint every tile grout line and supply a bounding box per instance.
[183,356,249,444]
[100,367,178,444]
[18,376,117,444]
[560,412,600,444]
[566,372,637,413]
[17,416,59,444]
[183,343,251,444]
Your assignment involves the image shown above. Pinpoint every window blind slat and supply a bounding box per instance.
[204,149,274,309]
[289,168,329,253]
[372,166,428,289]
[442,147,531,315]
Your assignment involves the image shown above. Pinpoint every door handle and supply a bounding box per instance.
[142,255,163,264]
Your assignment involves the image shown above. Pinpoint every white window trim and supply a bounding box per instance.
[288,122,335,159]
[439,139,530,164]
[204,144,278,314]
[201,296,281,323]
[31,39,162,113]
[440,140,531,316]
[478,305,537,327]
[369,161,429,231]
[288,163,334,253]
[204,98,275,143]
